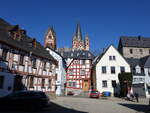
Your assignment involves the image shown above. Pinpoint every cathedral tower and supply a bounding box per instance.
[72,23,90,50]
[85,35,89,50]
[44,27,56,49]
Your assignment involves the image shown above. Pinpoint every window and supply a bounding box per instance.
[113,56,116,60]
[0,76,4,89]
[109,56,112,60]
[112,80,117,88]
[102,66,106,73]
[43,62,46,71]
[111,66,115,74]
[42,79,45,88]
[80,69,85,75]
[48,36,52,39]
[2,49,8,60]
[141,68,144,73]
[102,80,107,88]
[48,79,51,89]
[81,60,86,65]
[68,81,76,87]
[29,77,34,88]
[32,58,36,68]
[19,54,24,65]
[139,49,143,55]
[148,69,150,75]
[69,69,73,75]
[120,66,125,73]
[109,56,115,60]
[129,49,133,54]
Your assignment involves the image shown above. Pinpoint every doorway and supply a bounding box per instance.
[83,80,89,91]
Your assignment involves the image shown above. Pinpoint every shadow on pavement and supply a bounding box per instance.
[118,103,150,113]
[0,102,87,113]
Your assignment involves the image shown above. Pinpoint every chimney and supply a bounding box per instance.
[138,35,141,40]
[32,38,36,48]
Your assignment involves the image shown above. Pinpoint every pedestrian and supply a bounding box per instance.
[134,92,139,103]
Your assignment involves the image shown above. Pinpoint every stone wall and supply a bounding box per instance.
[122,47,150,58]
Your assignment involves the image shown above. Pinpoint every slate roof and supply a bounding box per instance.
[0,18,10,28]
[125,55,150,68]
[0,18,57,64]
[119,36,150,48]
[125,58,140,67]
[57,49,94,60]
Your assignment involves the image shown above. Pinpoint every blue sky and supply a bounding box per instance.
[0,0,150,54]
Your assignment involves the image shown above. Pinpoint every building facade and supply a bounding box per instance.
[46,47,66,96]
[126,57,150,98]
[0,18,57,97]
[58,50,94,95]
[93,45,131,96]
[118,36,150,59]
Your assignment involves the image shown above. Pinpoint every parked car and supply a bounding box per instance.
[88,89,100,98]
[0,91,50,111]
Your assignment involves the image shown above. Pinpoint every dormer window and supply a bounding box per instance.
[28,39,37,48]
[135,65,141,74]
[71,53,73,57]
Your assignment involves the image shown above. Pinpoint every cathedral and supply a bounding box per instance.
[44,23,90,51]
[72,23,90,51]
[44,27,56,50]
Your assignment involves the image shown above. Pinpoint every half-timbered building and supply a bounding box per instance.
[0,18,58,97]
[57,50,94,95]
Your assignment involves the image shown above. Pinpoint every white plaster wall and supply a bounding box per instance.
[46,48,66,95]
[96,45,131,94]
[144,68,150,83]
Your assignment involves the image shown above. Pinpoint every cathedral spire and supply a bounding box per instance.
[76,23,82,40]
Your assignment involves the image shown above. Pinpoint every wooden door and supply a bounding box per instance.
[13,75,23,91]
[83,80,89,91]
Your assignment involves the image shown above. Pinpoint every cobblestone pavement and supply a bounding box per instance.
[0,96,149,113]
[51,96,150,113]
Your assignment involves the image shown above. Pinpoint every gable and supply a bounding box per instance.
[96,45,130,67]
